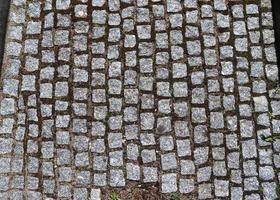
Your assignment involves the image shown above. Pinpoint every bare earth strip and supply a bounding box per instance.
[0,0,10,67]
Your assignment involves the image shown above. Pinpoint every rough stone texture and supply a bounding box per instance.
[0,0,279,199]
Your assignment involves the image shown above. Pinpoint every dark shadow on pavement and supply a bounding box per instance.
[272,0,280,81]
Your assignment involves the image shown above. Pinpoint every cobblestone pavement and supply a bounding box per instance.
[1,0,280,199]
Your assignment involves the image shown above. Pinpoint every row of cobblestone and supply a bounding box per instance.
[0,0,279,199]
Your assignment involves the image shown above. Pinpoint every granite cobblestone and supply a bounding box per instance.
[0,0,279,199]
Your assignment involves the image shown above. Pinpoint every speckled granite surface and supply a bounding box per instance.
[0,0,280,199]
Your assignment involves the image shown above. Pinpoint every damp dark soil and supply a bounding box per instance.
[101,183,197,200]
